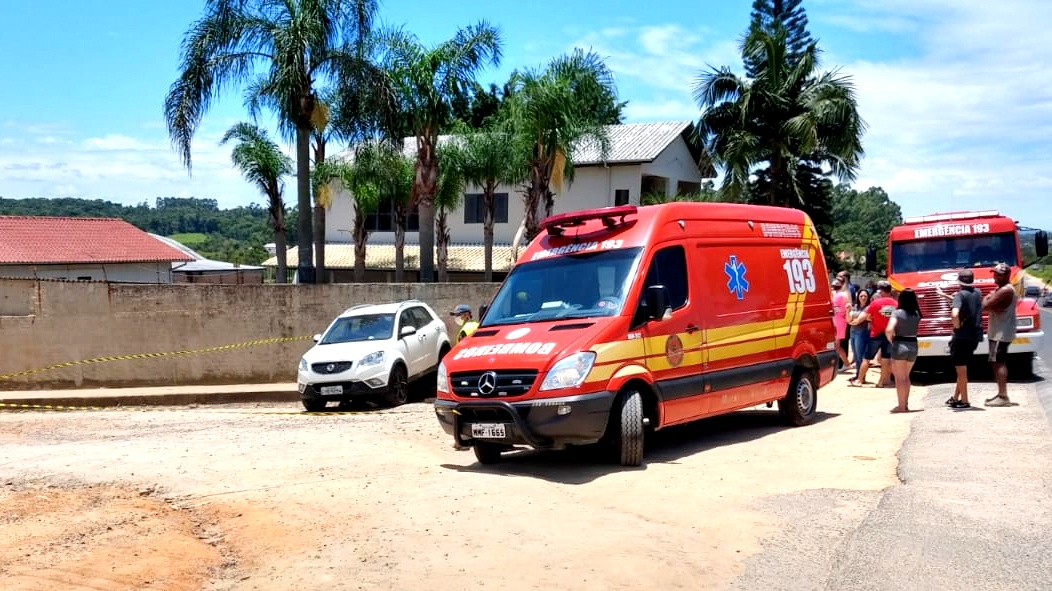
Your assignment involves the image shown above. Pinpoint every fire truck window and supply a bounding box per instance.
[644,246,688,309]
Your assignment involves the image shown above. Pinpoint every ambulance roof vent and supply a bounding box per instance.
[541,205,637,236]
[903,210,1000,224]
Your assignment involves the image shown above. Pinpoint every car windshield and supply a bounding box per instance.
[320,313,394,344]
[481,247,642,327]
[891,232,1018,273]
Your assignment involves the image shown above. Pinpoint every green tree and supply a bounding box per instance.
[220,122,294,282]
[830,184,902,272]
[503,48,621,243]
[380,22,503,282]
[745,0,815,78]
[433,143,466,282]
[454,124,524,281]
[164,0,379,284]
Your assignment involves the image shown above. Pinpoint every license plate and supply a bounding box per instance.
[1014,337,1031,345]
[470,423,507,439]
[320,385,343,395]
[918,341,932,349]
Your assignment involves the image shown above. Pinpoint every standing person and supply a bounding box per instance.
[832,277,851,371]
[837,270,857,303]
[886,289,922,413]
[849,280,897,388]
[848,289,872,385]
[983,263,1016,407]
[449,304,480,345]
[938,269,983,408]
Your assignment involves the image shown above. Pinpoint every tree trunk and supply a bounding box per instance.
[313,138,327,283]
[414,131,439,283]
[274,229,288,284]
[313,205,327,284]
[483,186,495,282]
[523,162,548,243]
[353,202,367,282]
[436,207,450,282]
[394,202,407,282]
[295,121,314,283]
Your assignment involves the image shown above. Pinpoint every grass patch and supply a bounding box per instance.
[169,232,208,247]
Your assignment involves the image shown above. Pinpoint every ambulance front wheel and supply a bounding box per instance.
[473,443,503,465]
[779,369,817,426]
[617,389,645,466]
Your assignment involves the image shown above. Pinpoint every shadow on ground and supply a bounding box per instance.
[440,410,840,485]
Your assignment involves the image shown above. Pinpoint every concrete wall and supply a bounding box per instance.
[0,278,499,390]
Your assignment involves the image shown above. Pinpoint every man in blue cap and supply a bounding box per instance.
[450,303,479,344]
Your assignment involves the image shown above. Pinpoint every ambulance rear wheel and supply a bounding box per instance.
[779,369,817,426]
[617,389,645,466]
[473,443,503,465]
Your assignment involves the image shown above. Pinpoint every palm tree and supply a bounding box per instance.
[379,22,503,282]
[164,0,379,284]
[433,143,466,282]
[220,122,294,282]
[503,49,620,243]
[693,26,865,207]
[455,123,523,281]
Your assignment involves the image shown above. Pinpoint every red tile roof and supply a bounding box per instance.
[0,216,195,264]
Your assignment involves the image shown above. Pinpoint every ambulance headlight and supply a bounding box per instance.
[539,352,596,391]
[436,361,449,393]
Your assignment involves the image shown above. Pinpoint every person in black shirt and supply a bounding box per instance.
[938,269,983,408]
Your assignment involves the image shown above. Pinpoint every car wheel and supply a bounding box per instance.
[778,369,817,426]
[302,398,327,412]
[473,443,503,464]
[384,364,409,407]
[617,389,645,466]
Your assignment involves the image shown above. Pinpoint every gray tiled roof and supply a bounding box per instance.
[341,121,694,167]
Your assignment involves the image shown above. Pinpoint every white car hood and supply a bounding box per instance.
[302,340,390,365]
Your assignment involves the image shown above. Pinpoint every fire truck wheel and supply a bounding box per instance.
[473,443,503,465]
[617,389,645,466]
[779,369,817,426]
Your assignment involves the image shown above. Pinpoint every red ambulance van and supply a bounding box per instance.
[433,203,838,466]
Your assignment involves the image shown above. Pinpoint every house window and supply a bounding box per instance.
[614,189,630,206]
[364,198,419,232]
[463,193,509,224]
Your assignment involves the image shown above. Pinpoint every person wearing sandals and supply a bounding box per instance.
[849,281,897,388]
[886,288,922,413]
[848,289,871,385]
[983,263,1016,407]
[937,269,983,408]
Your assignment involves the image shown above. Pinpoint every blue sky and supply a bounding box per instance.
[1,0,1050,230]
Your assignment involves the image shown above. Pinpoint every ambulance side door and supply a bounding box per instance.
[637,243,703,426]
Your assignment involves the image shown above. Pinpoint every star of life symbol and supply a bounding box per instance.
[725,255,749,300]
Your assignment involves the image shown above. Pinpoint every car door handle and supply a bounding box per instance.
[685,324,700,334]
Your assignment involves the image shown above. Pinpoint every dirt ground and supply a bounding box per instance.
[0,371,915,591]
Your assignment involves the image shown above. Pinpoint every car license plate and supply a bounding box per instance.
[320,385,343,395]
[470,423,506,438]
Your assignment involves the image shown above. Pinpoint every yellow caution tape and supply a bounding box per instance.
[0,336,313,382]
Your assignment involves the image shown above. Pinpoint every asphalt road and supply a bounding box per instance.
[732,309,1052,590]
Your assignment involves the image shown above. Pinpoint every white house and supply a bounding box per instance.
[265,121,710,281]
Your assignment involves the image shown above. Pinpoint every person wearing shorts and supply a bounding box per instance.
[940,269,983,408]
[886,289,921,413]
[982,263,1016,407]
[849,281,897,387]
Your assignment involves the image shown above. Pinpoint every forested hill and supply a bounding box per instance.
[0,197,282,265]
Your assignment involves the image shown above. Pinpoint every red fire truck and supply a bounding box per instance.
[886,210,1048,374]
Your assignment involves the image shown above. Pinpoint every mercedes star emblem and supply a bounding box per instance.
[477,371,497,395]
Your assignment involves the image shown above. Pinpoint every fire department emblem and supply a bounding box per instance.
[665,334,684,367]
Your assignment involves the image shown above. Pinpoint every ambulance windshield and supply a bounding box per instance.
[481,247,642,327]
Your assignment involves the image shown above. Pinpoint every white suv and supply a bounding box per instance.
[297,301,451,411]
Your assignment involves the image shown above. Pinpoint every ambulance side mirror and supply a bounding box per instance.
[1037,231,1049,259]
[478,304,489,321]
[644,285,670,321]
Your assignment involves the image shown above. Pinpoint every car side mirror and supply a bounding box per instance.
[645,285,670,321]
[312,334,321,343]
[400,325,417,338]
[1037,230,1049,258]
